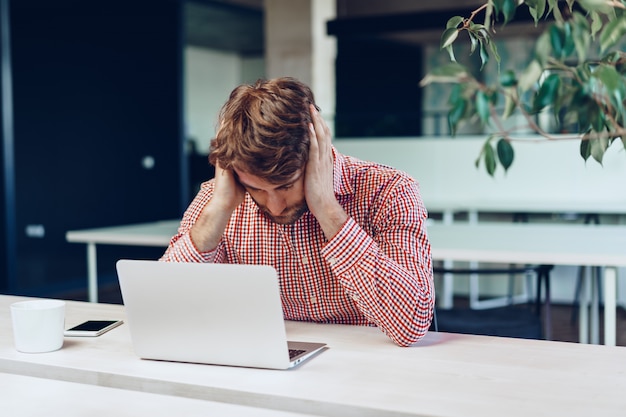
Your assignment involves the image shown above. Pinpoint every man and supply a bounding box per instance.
[161,77,434,346]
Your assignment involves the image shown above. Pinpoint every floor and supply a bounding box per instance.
[58,282,626,347]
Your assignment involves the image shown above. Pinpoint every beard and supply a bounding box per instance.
[259,201,309,225]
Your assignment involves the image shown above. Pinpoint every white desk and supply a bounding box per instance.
[66,220,179,302]
[1,295,625,417]
[428,222,626,346]
[67,219,625,345]
[0,372,313,417]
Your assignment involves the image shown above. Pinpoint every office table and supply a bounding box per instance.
[428,222,626,346]
[68,219,625,345]
[1,295,625,417]
[1,372,314,417]
[66,220,179,302]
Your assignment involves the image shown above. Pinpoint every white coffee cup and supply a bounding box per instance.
[10,299,66,353]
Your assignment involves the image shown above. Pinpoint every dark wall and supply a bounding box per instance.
[1,0,184,295]
[335,37,423,137]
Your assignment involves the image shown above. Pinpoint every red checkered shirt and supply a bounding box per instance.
[161,149,434,346]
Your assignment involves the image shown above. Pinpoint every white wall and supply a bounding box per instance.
[184,46,265,154]
[334,136,626,307]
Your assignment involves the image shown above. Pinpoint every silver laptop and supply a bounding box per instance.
[116,259,326,370]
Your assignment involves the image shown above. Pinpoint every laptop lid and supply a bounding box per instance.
[115,259,326,370]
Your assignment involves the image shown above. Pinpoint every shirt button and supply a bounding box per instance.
[310,296,317,304]
[301,256,309,264]
[328,257,337,265]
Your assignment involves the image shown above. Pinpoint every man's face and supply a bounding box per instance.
[234,169,308,225]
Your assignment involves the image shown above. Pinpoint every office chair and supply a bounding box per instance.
[431,264,554,340]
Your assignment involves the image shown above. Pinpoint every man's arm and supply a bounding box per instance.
[161,164,244,262]
[305,105,434,346]
[188,165,244,252]
[323,179,434,347]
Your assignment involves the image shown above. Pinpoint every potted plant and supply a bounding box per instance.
[419,0,626,175]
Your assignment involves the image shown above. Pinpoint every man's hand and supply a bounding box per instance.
[305,104,348,240]
[190,163,245,252]
[212,163,246,212]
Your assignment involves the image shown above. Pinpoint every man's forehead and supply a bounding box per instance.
[234,168,303,188]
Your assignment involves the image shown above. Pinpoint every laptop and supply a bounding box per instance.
[115,259,327,370]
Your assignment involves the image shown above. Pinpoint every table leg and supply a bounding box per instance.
[87,243,98,303]
[578,268,589,344]
[590,268,600,345]
[440,209,455,309]
[441,265,454,309]
[604,266,617,346]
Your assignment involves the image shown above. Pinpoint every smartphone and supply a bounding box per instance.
[64,320,123,337]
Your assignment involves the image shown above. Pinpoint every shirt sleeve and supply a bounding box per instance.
[159,180,227,263]
[321,178,434,347]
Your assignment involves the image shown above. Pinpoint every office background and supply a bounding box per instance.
[2,0,625,306]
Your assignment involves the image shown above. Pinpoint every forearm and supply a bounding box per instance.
[323,218,434,347]
[314,201,349,241]
[160,182,229,263]
[189,200,234,252]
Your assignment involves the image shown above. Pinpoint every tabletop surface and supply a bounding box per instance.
[67,219,626,267]
[65,219,179,246]
[428,222,626,266]
[1,295,625,417]
[0,372,315,417]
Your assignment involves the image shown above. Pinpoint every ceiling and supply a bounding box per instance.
[184,0,544,56]
[184,0,264,55]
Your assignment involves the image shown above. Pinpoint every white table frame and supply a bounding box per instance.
[428,222,626,346]
[67,219,625,346]
[66,220,179,303]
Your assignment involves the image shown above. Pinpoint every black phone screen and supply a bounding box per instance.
[67,320,118,331]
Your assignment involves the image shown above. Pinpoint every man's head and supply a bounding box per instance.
[208,77,318,184]
[209,77,319,224]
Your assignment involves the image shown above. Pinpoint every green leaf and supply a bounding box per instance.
[448,98,467,136]
[430,62,468,77]
[446,16,464,29]
[526,0,546,23]
[445,45,457,62]
[549,25,564,58]
[599,17,626,52]
[502,0,518,24]
[578,0,617,14]
[469,32,479,53]
[483,142,497,176]
[496,138,515,171]
[594,64,622,93]
[533,73,561,112]
[493,0,505,16]
[475,90,491,125]
[590,11,603,38]
[533,30,552,66]
[479,42,490,70]
[502,87,518,119]
[548,0,564,22]
[562,22,575,57]
[441,27,460,50]
[589,136,609,164]
[518,59,543,92]
[488,38,501,69]
[571,12,591,62]
[580,138,592,161]
[419,62,470,87]
[499,69,517,87]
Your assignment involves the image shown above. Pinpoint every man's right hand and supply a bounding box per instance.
[189,163,245,252]
[212,163,246,212]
